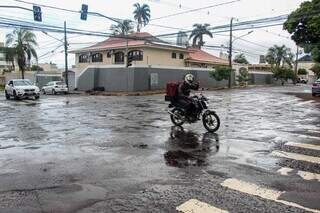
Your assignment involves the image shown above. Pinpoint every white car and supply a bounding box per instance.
[42,81,68,95]
[5,79,40,100]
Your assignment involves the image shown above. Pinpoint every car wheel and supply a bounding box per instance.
[312,93,316,97]
[42,89,46,94]
[5,90,10,100]
[35,95,40,100]
[52,89,56,95]
[13,90,19,100]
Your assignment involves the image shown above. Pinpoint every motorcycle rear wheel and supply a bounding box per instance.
[170,108,185,126]
[202,111,220,132]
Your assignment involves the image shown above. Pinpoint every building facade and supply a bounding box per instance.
[297,55,316,82]
[71,32,229,76]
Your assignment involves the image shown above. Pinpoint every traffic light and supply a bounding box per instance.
[80,4,88,20]
[33,6,42,22]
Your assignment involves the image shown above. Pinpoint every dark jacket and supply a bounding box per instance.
[178,82,199,97]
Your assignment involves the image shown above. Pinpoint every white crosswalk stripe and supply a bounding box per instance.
[285,142,320,151]
[221,178,320,213]
[277,167,320,182]
[176,199,228,213]
[272,150,320,164]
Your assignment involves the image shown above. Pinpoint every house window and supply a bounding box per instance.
[179,53,184,59]
[128,50,143,61]
[172,52,176,59]
[114,52,124,64]
[79,54,89,63]
[107,51,111,58]
[91,53,103,63]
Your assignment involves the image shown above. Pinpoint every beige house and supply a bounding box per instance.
[71,32,229,76]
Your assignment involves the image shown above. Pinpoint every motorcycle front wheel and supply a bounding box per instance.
[170,108,185,126]
[202,111,220,132]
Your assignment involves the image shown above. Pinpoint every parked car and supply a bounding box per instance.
[297,77,308,84]
[312,79,320,96]
[41,81,68,95]
[5,79,40,100]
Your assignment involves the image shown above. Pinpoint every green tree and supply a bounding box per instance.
[297,68,308,75]
[233,53,249,64]
[110,19,134,35]
[189,24,213,48]
[30,65,44,71]
[5,28,38,79]
[311,63,320,79]
[283,0,320,63]
[133,3,151,32]
[236,67,250,85]
[265,45,294,68]
[272,67,295,86]
[0,46,16,71]
[209,66,232,81]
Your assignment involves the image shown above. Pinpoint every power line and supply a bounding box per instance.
[151,0,241,21]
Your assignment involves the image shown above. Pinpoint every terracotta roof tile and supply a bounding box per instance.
[186,48,229,65]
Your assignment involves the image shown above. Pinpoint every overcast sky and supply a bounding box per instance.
[0,0,306,68]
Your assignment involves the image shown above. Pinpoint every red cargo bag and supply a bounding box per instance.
[165,82,179,101]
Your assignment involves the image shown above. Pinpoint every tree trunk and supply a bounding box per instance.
[21,68,25,79]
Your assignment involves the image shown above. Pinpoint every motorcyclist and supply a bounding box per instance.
[176,74,199,115]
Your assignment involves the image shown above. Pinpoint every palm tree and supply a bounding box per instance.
[189,24,213,49]
[265,45,294,68]
[5,28,38,79]
[133,3,151,32]
[233,53,249,64]
[110,19,134,35]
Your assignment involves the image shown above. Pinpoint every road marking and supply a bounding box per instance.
[221,178,320,213]
[272,150,320,164]
[277,167,320,182]
[285,142,320,151]
[277,167,293,176]
[297,170,320,181]
[294,100,315,106]
[176,199,228,213]
[298,135,320,140]
[308,130,320,134]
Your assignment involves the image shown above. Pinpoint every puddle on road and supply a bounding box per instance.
[164,127,220,168]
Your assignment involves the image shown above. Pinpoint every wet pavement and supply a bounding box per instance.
[0,85,319,213]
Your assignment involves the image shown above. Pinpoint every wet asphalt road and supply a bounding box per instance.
[0,85,319,213]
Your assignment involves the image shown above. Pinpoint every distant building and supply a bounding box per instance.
[219,52,229,60]
[259,55,266,64]
[0,42,13,72]
[38,62,59,72]
[176,31,189,47]
[297,55,316,82]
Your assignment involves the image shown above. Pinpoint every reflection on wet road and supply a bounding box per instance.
[0,85,319,212]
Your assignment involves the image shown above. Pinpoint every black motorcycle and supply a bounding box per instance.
[167,94,220,132]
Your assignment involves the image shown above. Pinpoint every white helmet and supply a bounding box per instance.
[184,74,194,85]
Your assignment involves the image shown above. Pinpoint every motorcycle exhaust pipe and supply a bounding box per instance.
[168,110,184,119]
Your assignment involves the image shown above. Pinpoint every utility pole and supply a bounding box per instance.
[294,45,299,85]
[228,17,234,89]
[64,21,69,90]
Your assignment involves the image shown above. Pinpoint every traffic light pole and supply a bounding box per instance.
[64,21,69,90]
